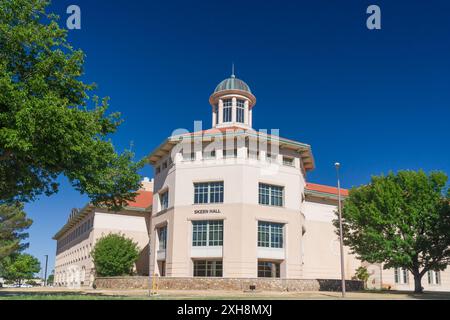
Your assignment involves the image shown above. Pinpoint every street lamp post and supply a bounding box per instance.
[335,162,346,298]
[44,254,48,287]
[148,211,154,297]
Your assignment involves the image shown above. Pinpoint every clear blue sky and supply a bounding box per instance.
[24,0,450,276]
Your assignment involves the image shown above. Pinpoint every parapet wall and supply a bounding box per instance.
[94,276,363,292]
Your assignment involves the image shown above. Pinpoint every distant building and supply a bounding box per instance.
[52,179,153,287]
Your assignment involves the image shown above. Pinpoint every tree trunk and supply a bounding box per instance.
[413,273,423,294]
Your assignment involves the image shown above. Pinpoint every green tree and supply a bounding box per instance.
[2,253,41,285]
[354,266,370,288]
[0,0,145,210]
[47,273,54,285]
[0,203,33,260]
[334,170,450,293]
[91,233,139,277]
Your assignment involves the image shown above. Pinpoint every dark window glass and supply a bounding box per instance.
[193,260,223,277]
[158,226,167,250]
[223,99,232,122]
[258,261,280,278]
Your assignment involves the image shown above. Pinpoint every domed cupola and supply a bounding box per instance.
[209,69,256,130]
[214,75,252,94]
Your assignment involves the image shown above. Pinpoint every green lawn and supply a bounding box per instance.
[1,288,450,300]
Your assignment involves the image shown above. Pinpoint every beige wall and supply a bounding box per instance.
[381,267,450,292]
[302,199,361,280]
[54,210,150,287]
[150,146,306,279]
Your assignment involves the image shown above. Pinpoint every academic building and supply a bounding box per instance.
[53,178,153,287]
[54,73,450,292]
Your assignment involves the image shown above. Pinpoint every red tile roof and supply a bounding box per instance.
[126,190,153,209]
[306,183,349,196]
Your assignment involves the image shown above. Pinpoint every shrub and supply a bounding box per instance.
[91,233,140,277]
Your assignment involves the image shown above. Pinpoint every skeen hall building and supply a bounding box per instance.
[147,72,363,284]
[147,72,450,291]
[55,72,450,291]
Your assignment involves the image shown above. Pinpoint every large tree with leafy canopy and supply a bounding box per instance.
[1,253,41,285]
[0,0,145,210]
[334,170,450,293]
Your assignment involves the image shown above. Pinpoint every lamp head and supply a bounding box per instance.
[335,162,341,169]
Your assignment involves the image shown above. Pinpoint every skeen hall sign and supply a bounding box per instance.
[193,209,221,214]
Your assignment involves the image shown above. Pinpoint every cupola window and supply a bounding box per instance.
[223,99,232,122]
[237,99,245,123]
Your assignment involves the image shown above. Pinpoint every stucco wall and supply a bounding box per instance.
[302,200,361,280]
[151,153,306,279]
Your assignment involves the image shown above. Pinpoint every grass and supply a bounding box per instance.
[1,288,450,300]
[0,294,144,300]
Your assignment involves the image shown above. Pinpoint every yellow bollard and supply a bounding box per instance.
[151,273,159,295]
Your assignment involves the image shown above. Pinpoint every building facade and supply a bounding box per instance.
[52,179,153,287]
[54,73,450,292]
[146,73,450,291]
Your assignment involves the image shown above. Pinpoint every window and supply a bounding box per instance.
[259,183,284,207]
[428,271,441,285]
[258,261,280,278]
[394,268,409,284]
[282,157,294,167]
[159,261,166,277]
[193,260,223,277]
[194,182,224,204]
[224,148,237,158]
[237,100,245,123]
[223,99,232,122]
[183,152,195,161]
[158,226,167,251]
[203,150,216,160]
[258,221,283,248]
[214,104,218,125]
[162,161,168,170]
[192,220,223,247]
[156,166,161,175]
[160,191,169,211]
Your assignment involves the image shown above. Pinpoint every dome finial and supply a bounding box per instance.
[231,63,236,78]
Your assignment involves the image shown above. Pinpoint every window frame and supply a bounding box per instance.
[259,183,284,207]
[257,260,281,278]
[258,221,284,248]
[158,226,167,251]
[194,181,224,204]
[160,190,169,211]
[192,220,224,247]
[428,270,441,285]
[193,260,223,277]
[223,99,232,123]
[236,99,245,123]
[394,268,409,284]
